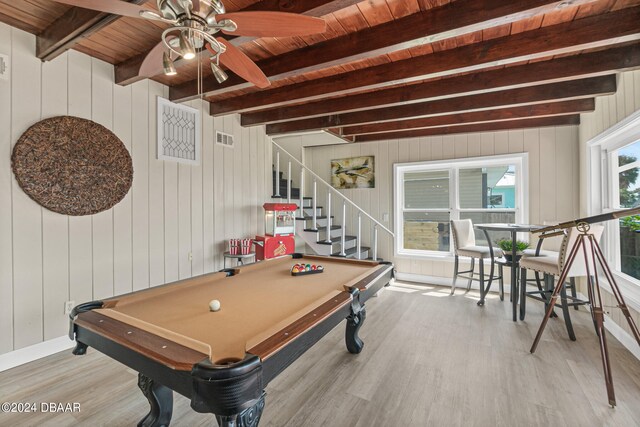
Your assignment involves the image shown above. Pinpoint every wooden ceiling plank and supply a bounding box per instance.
[510,14,543,34]
[208,6,640,114]
[385,0,421,19]
[115,0,360,85]
[540,3,580,26]
[574,0,616,17]
[240,43,640,125]
[36,0,148,61]
[341,98,595,135]
[481,22,511,41]
[418,0,452,12]
[247,0,361,16]
[262,75,615,134]
[357,0,395,27]
[0,9,41,34]
[353,115,580,142]
[172,0,603,101]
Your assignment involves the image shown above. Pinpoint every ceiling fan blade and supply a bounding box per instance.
[217,12,326,37]
[49,0,148,18]
[209,39,270,88]
[139,40,169,78]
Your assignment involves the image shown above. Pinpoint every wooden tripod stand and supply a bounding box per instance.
[529,222,640,407]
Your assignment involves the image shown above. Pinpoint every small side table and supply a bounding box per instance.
[223,252,256,268]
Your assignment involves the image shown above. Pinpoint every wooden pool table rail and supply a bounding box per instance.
[74,310,208,371]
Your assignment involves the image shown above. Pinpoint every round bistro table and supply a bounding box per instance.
[474,223,542,321]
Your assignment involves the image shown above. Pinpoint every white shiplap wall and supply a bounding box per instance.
[304,126,580,279]
[0,25,272,355]
[578,69,640,342]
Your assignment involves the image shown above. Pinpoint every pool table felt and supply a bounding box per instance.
[96,256,381,364]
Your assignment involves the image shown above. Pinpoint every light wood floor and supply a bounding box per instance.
[2,281,640,427]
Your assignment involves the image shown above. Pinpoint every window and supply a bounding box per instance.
[588,110,640,293]
[608,139,640,281]
[394,154,528,257]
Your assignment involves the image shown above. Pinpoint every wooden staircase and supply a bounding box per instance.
[272,170,371,259]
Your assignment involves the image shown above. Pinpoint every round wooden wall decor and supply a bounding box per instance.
[11,116,133,216]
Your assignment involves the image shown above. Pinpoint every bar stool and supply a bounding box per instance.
[450,219,504,302]
[519,225,604,340]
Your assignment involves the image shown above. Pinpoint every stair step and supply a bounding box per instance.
[304,225,340,232]
[317,236,357,245]
[300,215,333,221]
[271,190,301,198]
[332,246,371,258]
[272,195,311,200]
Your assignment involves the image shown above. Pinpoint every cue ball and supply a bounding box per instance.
[209,299,221,312]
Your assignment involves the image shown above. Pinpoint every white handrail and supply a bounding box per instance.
[272,141,394,237]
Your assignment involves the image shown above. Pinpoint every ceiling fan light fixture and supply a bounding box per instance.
[179,31,196,60]
[210,61,228,84]
[163,52,177,76]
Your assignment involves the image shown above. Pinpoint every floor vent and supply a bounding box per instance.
[216,131,234,148]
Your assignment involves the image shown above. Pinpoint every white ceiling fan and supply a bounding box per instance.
[50,0,327,88]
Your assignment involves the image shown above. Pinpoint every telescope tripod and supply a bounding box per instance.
[529,223,640,407]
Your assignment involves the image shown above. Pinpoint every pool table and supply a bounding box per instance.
[69,254,393,427]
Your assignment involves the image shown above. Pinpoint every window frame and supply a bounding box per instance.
[394,153,529,258]
[587,109,640,309]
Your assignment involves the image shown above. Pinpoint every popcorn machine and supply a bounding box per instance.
[254,203,297,261]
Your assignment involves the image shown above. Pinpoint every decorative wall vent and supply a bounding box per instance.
[157,97,201,165]
[215,130,234,148]
[0,54,9,81]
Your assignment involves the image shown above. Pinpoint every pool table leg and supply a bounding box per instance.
[215,392,266,427]
[346,300,367,354]
[137,373,173,427]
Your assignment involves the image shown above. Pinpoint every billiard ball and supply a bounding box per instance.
[209,299,221,312]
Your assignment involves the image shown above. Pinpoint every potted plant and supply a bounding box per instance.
[495,238,530,262]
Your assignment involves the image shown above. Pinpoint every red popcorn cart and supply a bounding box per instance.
[254,203,297,261]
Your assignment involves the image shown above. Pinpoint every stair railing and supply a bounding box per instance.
[273,142,394,259]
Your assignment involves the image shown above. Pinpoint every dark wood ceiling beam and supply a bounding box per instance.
[242,43,640,125]
[325,128,355,142]
[264,75,614,134]
[115,0,361,85]
[353,115,580,143]
[172,0,600,102]
[36,0,148,61]
[210,6,640,114]
[341,99,595,136]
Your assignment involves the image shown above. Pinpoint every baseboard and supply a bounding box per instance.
[395,272,512,294]
[576,292,640,361]
[0,336,74,372]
